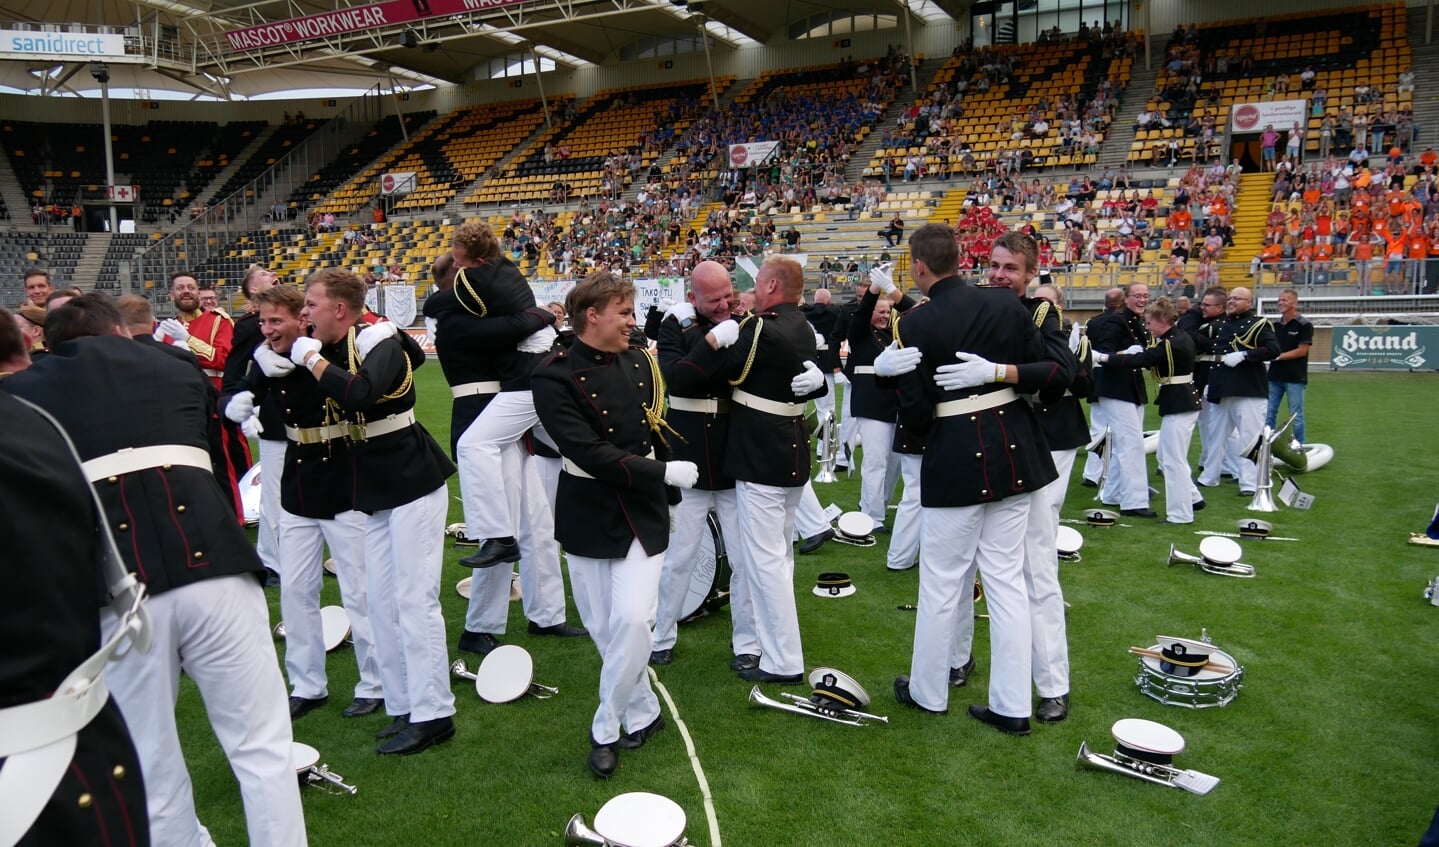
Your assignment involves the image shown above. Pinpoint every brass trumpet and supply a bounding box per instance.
[1076,741,1220,796]
[564,813,690,846]
[450,658,559,700]
[747,686,888,727]
[1167,544,1256,578]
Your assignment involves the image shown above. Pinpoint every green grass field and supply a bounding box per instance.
[175,368,1439,846]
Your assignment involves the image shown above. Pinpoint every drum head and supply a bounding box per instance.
[456,576,473,600]
[475,644,534,703]
[291,741,321,773]
[837,511,875,539]
[679,511,728,623]
[807,667,872,708]
[1056,525,1084,556]
[1141,644,1240,682]
[593,792,687,847]
[1142,429,1160,455]
[1111,718,1185,756]
[320,606,350,652]
[239,464,263,527]
[1198,536,1242,565]
[1297,443,1333,471]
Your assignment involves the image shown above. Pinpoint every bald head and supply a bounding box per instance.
[814,288,832,305]
[1226,286,1254,316]
[689,260,735,324]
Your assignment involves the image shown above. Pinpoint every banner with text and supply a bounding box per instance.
[1229,99,1308,135]
[1,29,127,60]
[1329,324,1436,370]
[380,172,417,196]
[728,141,781,169]
[224,0,532,52]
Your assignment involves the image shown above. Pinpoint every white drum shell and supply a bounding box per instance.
[1136,645,1243,708]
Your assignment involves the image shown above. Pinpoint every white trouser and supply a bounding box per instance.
[886,454,923,570]
[568,538,664,745]
[365,486,456,723]
[456,390,538,541]
[463,444,567,632]
[734,481,804,676]
[535,453,560,511]
[839,387,858,460]
[1196,398,1227,479]
[794,479,830,539]
[254,439,285,574]
[856,417,900,524]
[653,487,754,656]
[1096,399,1147,510]
[1082,401,1108,483]
[277,508,382,700]
[1158,411,1202,522]
[1025,449,1074,698]
[1212,396,1267,491]
[814,372,836,428]
[911,496,1031,717]
[101,574,305,847]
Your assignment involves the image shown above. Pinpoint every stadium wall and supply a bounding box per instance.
[1149,0,1429,34]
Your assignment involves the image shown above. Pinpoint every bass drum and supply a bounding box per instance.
[679,509,732,623]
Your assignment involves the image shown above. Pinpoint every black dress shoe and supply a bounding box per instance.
[289,695,328,720]
[1238,489,1255,497]
[737,667,803,684]
[617,714,665,750]
[376,716,455,755]
[1120,508,1158,518]
[263,568,282,588]
[968,704,1031,736]
[893,675,947,714]
[588,740,619,778]
[375,714,410,740]
[797,528,834,554]
[342,697,383,718]
[1080,479,1099,488]
[949,656,977,688]
[1036,694,1069,723]
[459,537,520,569]
[649,648,674,666]
[527,620,588,637]
[1192,499,1207,511]
[457,630,501,656]
[730,653,760,672]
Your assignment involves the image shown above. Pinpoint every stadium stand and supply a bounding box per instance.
[292,111,439,214]
[182,121,267,217]
[206,117,327,209]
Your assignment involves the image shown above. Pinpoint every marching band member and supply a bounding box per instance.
[1101,296,1204,524]
[531,271,698,778]
[1088,283,1154,517]
[1080,287,1124,486]
[844,271,911,528]
[1196,286,1280,495]
[653,260,756,669]
[220,284,385,720]
[6,293,306,846]
[801,287,844,424]
[879,227,1068,734]
[295,268,458,755]
[1178,287,1232,484]
[424,252,584,657]
[695,256,828,684]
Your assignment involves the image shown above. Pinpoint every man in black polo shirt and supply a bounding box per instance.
[1265,289,1313,443]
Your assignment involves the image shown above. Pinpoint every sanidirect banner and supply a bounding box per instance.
[1230,99,1309,134]
[728,142,781,169]
[224,0,531,52]
[1,29,126,59]
[1329,325,1436,370]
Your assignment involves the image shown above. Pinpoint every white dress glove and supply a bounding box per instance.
[253,343,296,377]
[424,316,439,345]
[873,341,922,377]
[1093,351,1110,364]
[518,326,558,354]
[790,361,825,396]
[834,371,849,386]
[814,329,827,349]
[240,414,264,440]
[224,390,255,424]
[868,263,896,295]
[709,319,740,349]
[157,318,189,344]
[934,352,1000,391]
[1222,350,1247,367]
[657,298,675,313]
[1123,344,1145,355]
[290,336,323,366]
[666,302,696,324]
[356,321,399,360]
[664,460,700,489]
[1068,323,1083,354]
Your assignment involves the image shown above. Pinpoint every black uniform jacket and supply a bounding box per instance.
[1089,306,1149,404]
[892,277,1061,507]
[424,288,554,456]
[532,339,676,559]
[1176,305,1218,395]
[659,312,735,491]
[1205,310,1280,400]
[1109,326,1201,416]
[449,260,553,390]
[0,392,149,847]
[224,359,357,520]
[222,311,286,440]
[315,328,455,512]
[845,289,910,423]
[885,296,927,456]
[690,302,826,488]
[800,301,844,372]
[1027,301,1090,451]
[137,336,241,501]
[5,335,262,595]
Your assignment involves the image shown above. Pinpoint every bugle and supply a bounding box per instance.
[564,812,691,846]
[1075,741,1219,796]
[450,658,558,700]
[778,692,889,724]
[1166,544,1256,578]
[748,686,874,727]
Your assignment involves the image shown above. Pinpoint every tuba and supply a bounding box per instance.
[814,410,839,483]
[1268,412,1307,472]
[1244,425,1279,513]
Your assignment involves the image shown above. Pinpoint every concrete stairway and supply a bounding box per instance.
[1097,57,1159,171]
[1221,171,1273,287]
[199,124,278,207]
[72,231,112,287]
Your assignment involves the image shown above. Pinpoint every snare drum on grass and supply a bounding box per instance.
[1135,635,1243,709]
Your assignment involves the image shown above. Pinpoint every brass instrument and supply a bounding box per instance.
[747,686,886,727]
[814,410,839,483]
[450,658,558,700]
[565,793,689,846]
[564,813,690,846]
[1167,543,1256,578]
[1076,741,1220,796]
[1269,412,1305,472]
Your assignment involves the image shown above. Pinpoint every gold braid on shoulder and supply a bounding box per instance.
[322,325,414,435]
[1233,316,1271,350]
[891,310,904,345]
[727,315,764,386]
[456,267,488,318]
[640,348,684,448]
[1031,300,1052,330]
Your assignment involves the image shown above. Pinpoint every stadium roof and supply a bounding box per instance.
[0,0,965,100]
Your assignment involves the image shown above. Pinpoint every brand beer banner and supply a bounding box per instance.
[1229,99,1308,134]
[1329,324,1438,370]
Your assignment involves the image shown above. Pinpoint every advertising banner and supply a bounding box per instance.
[0,29,127,59]
[224,0,531,52]
[1229,99,1308,134]
[1328,324,1437,370]
[380,172,418,196]
[728,141,781,169]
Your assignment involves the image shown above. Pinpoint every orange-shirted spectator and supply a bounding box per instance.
[1349,227,1382,290]
[1249,239,1284,276]
[1387,188,1407,218]
[1384,227,1409,291]
[1420,146,1438,171]
[1302,184,1321,206]
[1168,205,1193,235]
[1265,204,1286,241]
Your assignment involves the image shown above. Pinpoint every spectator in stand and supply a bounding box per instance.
[1261,125,1279,172]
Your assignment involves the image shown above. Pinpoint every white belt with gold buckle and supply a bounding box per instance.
[81,444,212,483]
[732,389,805,417]
[563,449,655,480]
[935,387,1020,418]
[669,396,731,414]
